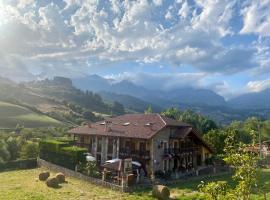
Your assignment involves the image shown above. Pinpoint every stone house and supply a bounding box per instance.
[68,113,213,177]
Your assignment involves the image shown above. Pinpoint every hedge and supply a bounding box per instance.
[60,146,87,161]
[39,139,87,170]
[39,140,69,153]
[0,159,37,171]
[56,138,75,145]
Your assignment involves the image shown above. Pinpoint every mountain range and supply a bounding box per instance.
[1,74,270,126]
[73,74,270,124]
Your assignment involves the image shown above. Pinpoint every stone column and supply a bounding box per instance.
[101,137,108,164]
[93,136,97,157]
[116,138,120,158]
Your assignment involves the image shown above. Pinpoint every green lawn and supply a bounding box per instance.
[0,168,270,200]
[0,101,62,128]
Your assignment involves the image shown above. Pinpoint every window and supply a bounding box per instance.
[163,141,168,150]
[163,159,168,171]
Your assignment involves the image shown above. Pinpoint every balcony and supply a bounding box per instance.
[164,147,199,155]
[119,148,150,160]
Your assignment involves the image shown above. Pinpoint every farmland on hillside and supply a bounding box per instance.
[0,101,62,128]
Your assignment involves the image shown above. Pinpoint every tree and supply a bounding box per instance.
[145,105,153,114]
[82,110,96,121]
[203,129,228,154]
[0,140,10,161]
[15,123,24,134]
[6,137,21,160]
[20,142,38,159]
[199,130,259,200]
[200,118,218,134]
[83,161,100,178]
[161,108,218,134]
[161,107,181,119]
[111,101,125,115]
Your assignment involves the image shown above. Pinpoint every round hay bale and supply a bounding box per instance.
[46,177,59,188]
[152,185,170,200]
[39,171,50,181]
[55,173,65,183]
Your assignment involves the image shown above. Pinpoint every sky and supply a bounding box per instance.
[0,0,270,99]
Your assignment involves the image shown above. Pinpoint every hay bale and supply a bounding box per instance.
[39,171,50,181]
[152,185,170,200]
[46,177,59,188]
[55,173,65,183]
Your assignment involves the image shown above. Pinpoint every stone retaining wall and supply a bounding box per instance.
[37,158,126,192]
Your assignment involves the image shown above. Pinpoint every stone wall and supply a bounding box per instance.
[37,158,126,192]
[152,128,171,172]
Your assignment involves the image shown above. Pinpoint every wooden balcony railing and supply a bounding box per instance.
[164,147,199,155]
[119,148,150,159]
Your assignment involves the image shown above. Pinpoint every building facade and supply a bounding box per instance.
[69,113,213,177]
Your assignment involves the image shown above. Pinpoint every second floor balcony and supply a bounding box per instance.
[164,147,199,155]
[119,148,150,160]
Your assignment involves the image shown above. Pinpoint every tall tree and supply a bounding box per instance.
[20,142,38,159]
[145,105,153,114]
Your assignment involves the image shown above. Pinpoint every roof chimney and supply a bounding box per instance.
[105,119,112,132]
[87,123,92,128]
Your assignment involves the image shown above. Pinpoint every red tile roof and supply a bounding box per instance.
[68,113,190,139]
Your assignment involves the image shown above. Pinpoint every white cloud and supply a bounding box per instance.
[178,1,189,19]
[105,72,207,91]
[152,0,162,6]
[191,0,236,36]
[0,0,267,89]
[165,10,172,20]
[247,79,270,92]
[240,0,270,37]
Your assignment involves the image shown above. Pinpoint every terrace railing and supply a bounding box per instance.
[119,148,150,160]
[164,147,199,155]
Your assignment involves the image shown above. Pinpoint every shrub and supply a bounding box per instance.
[55,173,65,183]
[46,177,59,188]
[0,159,37,171]
[20,142,38,159]
[39,171,50,181]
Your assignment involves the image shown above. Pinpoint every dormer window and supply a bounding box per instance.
[100,122,106,125]
[145,122,153,126]
[123,122,130,126]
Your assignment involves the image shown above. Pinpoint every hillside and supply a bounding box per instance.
[0,77,119,127]
[228,88,270,109]
[0,101,62,128]
[98,91,163,113]
[25,77,111,114]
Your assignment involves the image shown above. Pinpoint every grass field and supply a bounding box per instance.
[0,101,62,128]
[1,168,270,200]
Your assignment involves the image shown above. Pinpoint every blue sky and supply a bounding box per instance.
[0,0,270,99]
